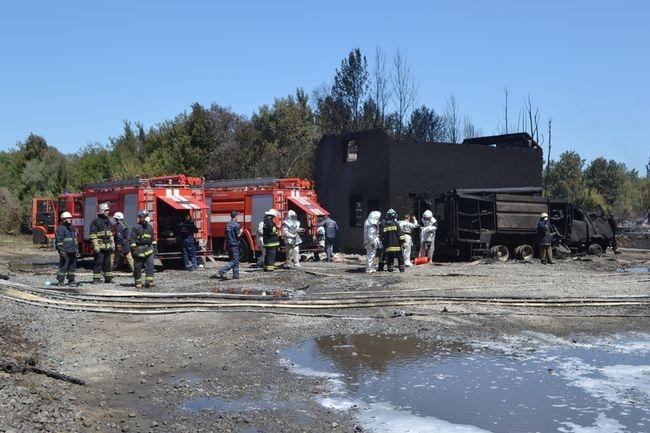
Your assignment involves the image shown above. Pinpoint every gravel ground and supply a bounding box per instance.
[1,244,649,433]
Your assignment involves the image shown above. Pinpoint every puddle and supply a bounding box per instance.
[616,267,649,274]
[167,372,208,385]
[180,396,286,413]
[282,333,650,433]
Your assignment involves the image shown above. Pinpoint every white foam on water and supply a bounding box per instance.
[557,412,626,433]
[357,402,493,433]
[559,358,650,412]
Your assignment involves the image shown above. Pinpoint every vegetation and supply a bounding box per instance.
[0,48,648,233]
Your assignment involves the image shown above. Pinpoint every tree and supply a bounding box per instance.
[583,158,628,208]
[391,49,418,136]
[68,143,115,190]
[546,151,604,209]
[462,117,482,140]
[0,187,22,234]
[332,48,369,128]
[252,89,320,178]
[371,46,391,125]
[407,105,445,142]
[443,94,461,143]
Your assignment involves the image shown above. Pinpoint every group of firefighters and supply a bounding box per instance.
[55,204,194,288]
[363,209,438,273]
[54,204,341,287]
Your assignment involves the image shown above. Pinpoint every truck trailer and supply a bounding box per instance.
[432,187,612,260]
[32,174,210,266]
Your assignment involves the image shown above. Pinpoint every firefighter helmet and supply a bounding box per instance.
[114,212,124,220]
[60,211,72,219]
[540,212,549,219]
[138,210,149,218]
[99,203,110,213]
[386,208,397,219]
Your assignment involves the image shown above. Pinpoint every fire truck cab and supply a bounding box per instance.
[32,174,210,266]
[204,178,329,261]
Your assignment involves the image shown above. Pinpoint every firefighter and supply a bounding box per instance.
[54,211,78,286]
[262,209,280,271]
[537,212,554,264]
[131,210,157,288]
[282,210,302,268]
[112,212,134,273]
[607,214,621,254]
[363,211,382,273]
[256,218,266,267]
[177,212,199,270]
[399,214,419,267]
[314,224,325,261]
[215,211,241,280]
[89,202,115,283]
[381,209,405,273]
[418,210,437,262]
[317,215,339,261]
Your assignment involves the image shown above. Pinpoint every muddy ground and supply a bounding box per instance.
[0,235,648,433]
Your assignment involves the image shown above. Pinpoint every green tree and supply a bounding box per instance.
[407,105,445,142]
[68,143,115,189]
[252,89,320,178]
[583,157,628,208]
[546,151,604,209]
[332,48,369,128]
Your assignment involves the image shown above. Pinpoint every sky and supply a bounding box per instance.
[1,0,648,172]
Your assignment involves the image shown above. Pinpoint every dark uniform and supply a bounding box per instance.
[89,214,115,283]
[177,218,199,270]
[219,219,241,279]
[262,214,280,271]
[318,217,339,261]
[55,222,78,285]
[607,215,620,254]
[537,218,553,264]
[113,220,134,272]
[130,220,157,287]
[380,217,405,272]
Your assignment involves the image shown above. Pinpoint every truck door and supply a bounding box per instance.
[32,197,56,244]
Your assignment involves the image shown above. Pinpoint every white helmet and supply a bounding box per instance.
[114,212,124,220]
[60,211,72,219]
[422,210,433,220]
[287,210,297,220]
[265,209,279,217]
[99,203,110,213]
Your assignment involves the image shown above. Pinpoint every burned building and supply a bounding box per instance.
[314,129,543,252]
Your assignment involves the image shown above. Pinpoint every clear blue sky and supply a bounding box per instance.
[1,0,648,172]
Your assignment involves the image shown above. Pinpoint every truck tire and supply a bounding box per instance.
[32,229,48,245]
[588,243,603,256]
[514,244,533,261]
[489,245,509,262]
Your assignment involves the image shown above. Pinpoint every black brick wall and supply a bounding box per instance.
[315,130,543,253]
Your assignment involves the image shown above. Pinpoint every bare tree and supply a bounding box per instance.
[521,95,541,142]
[372,46,391,123]
[544,117,552,195]
[462,116,482,140]
[502,87,509,134]
[391,49,418,137]
[444,94,461,143]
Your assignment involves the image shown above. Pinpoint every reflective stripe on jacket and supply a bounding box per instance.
[55,223,78,253]
[89,215,114,250]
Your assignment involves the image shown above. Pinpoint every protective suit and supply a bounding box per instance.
[256,220,265,267]
[314,225,325,261]
[418,210,437,261]
[282,210,302,267]
[363,211,382,273]
[399,215,419,267]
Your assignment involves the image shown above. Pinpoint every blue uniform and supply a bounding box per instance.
[318,217,339,261]
[177,219,198,270]
[220,219,241,278]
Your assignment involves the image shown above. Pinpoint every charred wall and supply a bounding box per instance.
[315,129,544,253]
[315,129,391,252]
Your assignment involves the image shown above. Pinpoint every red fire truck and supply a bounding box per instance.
[32,174,210,265]
[203,178,329,260]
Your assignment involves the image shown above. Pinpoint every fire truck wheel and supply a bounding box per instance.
[32,229,48,245]
[239,238,252,262]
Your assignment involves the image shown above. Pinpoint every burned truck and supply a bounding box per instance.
[430,188,613,260]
